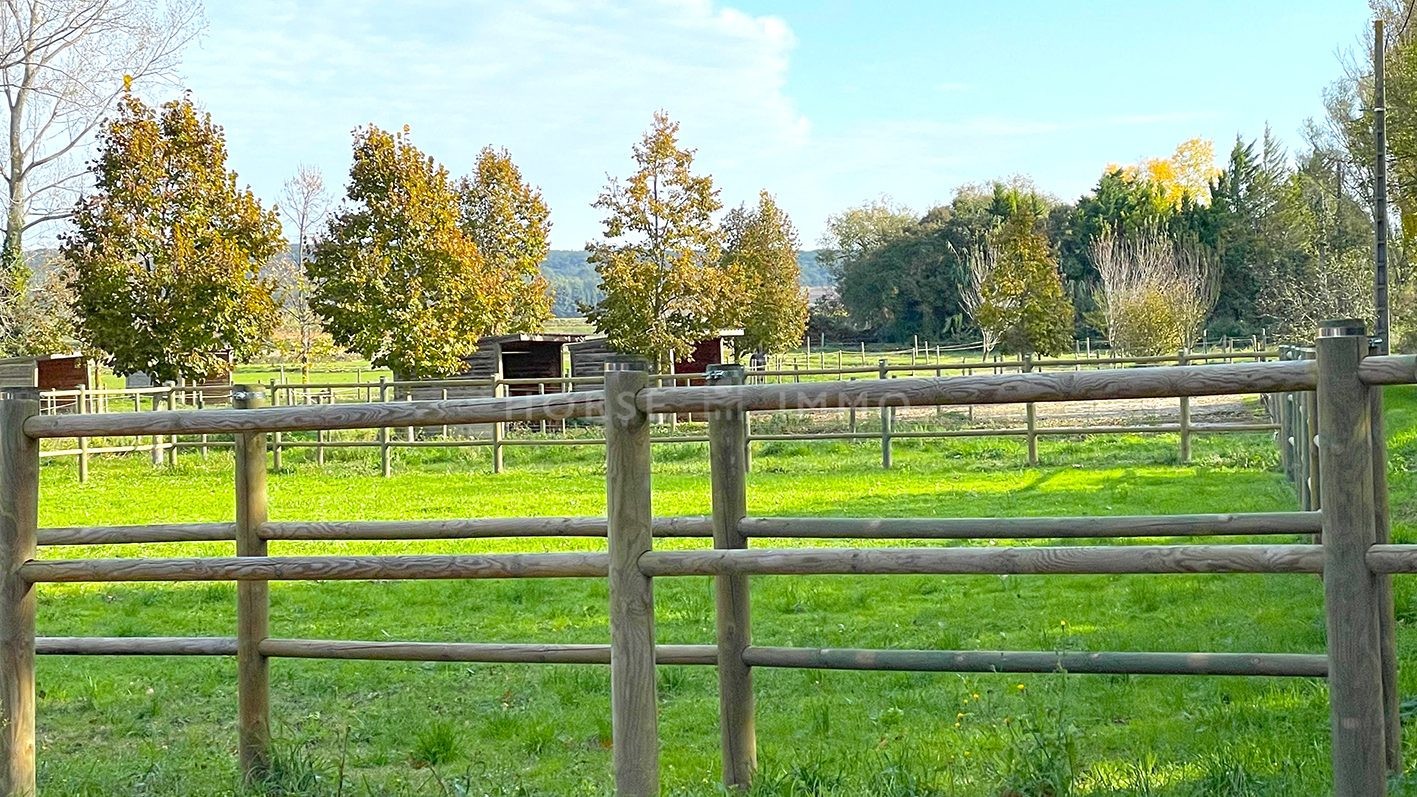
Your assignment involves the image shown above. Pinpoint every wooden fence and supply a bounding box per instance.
[1,321,1413,795]
[36,349,1281,481]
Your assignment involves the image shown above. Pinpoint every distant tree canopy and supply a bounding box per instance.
[63,90,283,382]
[975,207,1073,356]
[308,126,549,379]
[721,191,808,356]
[582,111,730,369]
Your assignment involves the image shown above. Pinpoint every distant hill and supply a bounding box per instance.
[540,250,830,317]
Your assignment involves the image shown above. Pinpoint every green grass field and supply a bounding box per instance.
[26,387,1417,796]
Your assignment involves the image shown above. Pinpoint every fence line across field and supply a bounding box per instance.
[0,325,1411,794]
[34,348,1285,481]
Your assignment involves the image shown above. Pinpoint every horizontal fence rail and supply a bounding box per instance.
[2,327,1414,796]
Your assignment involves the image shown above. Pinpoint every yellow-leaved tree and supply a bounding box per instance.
[720,190,808,357]
[581,112,730,369]
[308,126,550,379]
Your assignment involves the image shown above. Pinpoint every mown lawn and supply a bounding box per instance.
[26,387,1417,796]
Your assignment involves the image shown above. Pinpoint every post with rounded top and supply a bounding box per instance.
[0,388,38,796]
[604,360,658,796]
[706,364,755,788]
[232,385,270,782]
[1315,320,1387,795]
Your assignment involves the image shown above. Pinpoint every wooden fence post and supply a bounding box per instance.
[1305,350,1320,516]
[197,390,209,459]
[233,385,271,783]
[150,392,162,466]
[1178,349,1191,463]
[77,384,89,484]
[707,364,755,789]
[1024,354,1038,466]
[230,382,269,777]
[268,380,282,472]
[166,387,178,468]
[491,381,505,474]
[378,378,391,478]
[604,362,658,797]
[0,389,39,796]
[878,360,891,469]
[1367,341,1402,773]
[1315,321,1387,796]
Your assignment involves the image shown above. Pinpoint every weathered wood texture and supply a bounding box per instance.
[741,647,1328,677]
[0,395,38,797]
[23,389,607,439]
[21,553,611,583]
[258,639,716,665]
[737,512,1320,540]
[1359,353,1417,385]
[1316,328,1387,796]
[38,522,237,546]
[604,367,659,797]
[638,360,1317,415]
[37,637,238,656]
[1371,385,1402,773]
[638,545,1324,577]
[234,386,270,780]
[259,515,713,541]
[708,365,755,788]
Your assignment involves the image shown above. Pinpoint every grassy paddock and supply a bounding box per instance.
[26,387,1417,795]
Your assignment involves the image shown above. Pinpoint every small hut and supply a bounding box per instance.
[568,330,743,385]
[0,352,91,390]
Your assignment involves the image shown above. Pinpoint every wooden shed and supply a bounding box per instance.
[405,333,586,435]
[0,352,91,390]
[569,331,743,385]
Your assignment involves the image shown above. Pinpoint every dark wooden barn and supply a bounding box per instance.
[0,352,91,390]
[568,331,743,384]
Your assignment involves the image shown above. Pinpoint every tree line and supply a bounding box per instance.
[1,0,1412,379]
[816,127,1392,356]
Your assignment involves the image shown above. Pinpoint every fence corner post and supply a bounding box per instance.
[1315,320,1388,796]
[604,361,658,797]
[0,388,38,797]
[707,364,756,789]
[232,384,271,782]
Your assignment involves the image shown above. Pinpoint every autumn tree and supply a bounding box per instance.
[581,112,727,368]
[274,165,333,377]
[975,208,1073,356]
[0,260,76,355]
[308,126,540,379]
[2,0,203,283]
[62,90,283,383]
[720,190,807,356]
[456,146,553,333]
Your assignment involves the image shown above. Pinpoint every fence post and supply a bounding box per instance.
[1178,349,1191,463]
[706,364,755,789]
[166,387,178,468]
[604,362,658,797]
[1315,321,1387,796]
[1023,354,1038,466]
[878,359,891,469]
[491,381,505,474]
[268,380,282,472]
[150,392,162,465]
[1368,341,1402,773]
[1304,349,1320,518]
[378,377,391,478]
[197,390,209,459]
[76,385,90,484]
[232,385,271,783]
[0,389,39,796]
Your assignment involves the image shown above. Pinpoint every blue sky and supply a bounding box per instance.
[176,0,1371,249]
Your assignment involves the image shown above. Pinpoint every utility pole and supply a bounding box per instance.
[1375,18,1391,355]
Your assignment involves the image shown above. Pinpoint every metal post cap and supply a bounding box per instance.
[1318,319,1367,338]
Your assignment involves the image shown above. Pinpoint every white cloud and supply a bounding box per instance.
[182,0,809,246]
